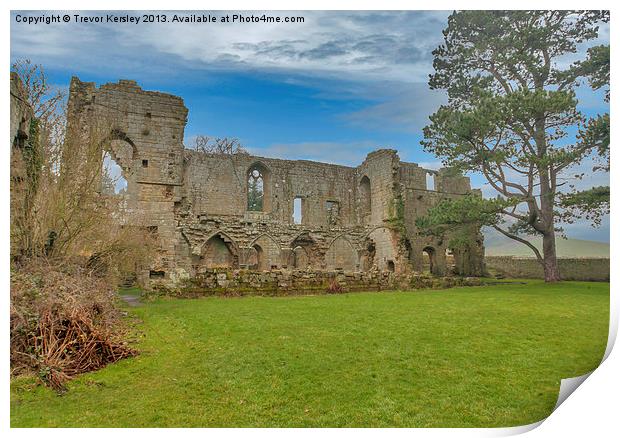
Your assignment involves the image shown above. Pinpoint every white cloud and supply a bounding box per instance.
[11,11,449,84]
[343,85,447,133]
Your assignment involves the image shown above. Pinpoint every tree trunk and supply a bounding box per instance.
[542,231,561,282]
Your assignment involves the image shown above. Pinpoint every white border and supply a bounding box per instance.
[2,1,617,436]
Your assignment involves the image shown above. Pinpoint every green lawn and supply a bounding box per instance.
[11,281,609,427]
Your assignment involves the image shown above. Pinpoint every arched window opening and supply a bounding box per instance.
[247,167,264,211]
[422,246,436,275]
[359,176,371,222]
[247,163,271,212]
[426,172,435,191]
[102,151,127,195]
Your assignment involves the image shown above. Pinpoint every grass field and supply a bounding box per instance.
[11,281,609,428]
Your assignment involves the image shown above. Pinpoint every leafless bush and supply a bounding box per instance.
[192,135,248,155]
[10,60,153,388]
[10,260,136,391]
[11,60,155,284]
[11,58,66,124]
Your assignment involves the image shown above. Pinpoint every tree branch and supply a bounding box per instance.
[492,224,544,263]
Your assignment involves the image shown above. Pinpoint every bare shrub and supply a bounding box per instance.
[10,260,136,392]
[192,135,248,155]
[10,60,153,388]
[11,60,155,284]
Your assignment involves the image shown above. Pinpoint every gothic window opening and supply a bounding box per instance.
[101,151,127,195]
[247,167,264,211]
[359,176,371,221]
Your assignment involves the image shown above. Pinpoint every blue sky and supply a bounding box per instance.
[10,10,610,242]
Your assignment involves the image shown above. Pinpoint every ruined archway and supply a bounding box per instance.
[101,150,128,195]
[250,234,281,270]
[105,129,138,162]
[422,246,437,275]
[325,235,358,271]
[291,246,309,269]
[201,232,239,268]
[100,132,136,198]
[290,232,319,268]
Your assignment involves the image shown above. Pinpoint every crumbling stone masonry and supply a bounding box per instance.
[65,77,485,286]
[486,257,609,282]
[10,73,35,256]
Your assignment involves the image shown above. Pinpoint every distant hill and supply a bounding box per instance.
[483,230,609,258]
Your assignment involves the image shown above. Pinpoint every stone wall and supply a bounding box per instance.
[486,256,610,281]
[147,268,483,298]
[10,73,35,257]
[66,77,486,287]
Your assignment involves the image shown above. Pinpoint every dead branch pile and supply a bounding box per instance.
[10,260,136,391]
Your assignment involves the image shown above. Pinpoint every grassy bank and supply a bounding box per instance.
[11,281,609,427]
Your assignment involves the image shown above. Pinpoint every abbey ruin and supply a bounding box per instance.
[55,78,485,286]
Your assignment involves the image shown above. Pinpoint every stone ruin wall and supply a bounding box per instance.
[10,73,35,256]
[65,77,485,287]
[485,257,609,282]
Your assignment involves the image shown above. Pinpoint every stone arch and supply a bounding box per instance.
[101,151,128,195]
[359,175,371,223]
[325,234,358,271]
[107,129,138,159]
[422,246,438,275]
[101,129,138,170]
[247,161,272,212]
[291,246,309,269]
[100,130,137,197]
[290,231,319,268]
[200,231,239,268]
[249,233,281,270]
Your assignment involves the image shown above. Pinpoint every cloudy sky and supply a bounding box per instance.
[11,10,610,242]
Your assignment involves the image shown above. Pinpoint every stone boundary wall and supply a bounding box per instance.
[486,256,610,281]
[147,269,483,298]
